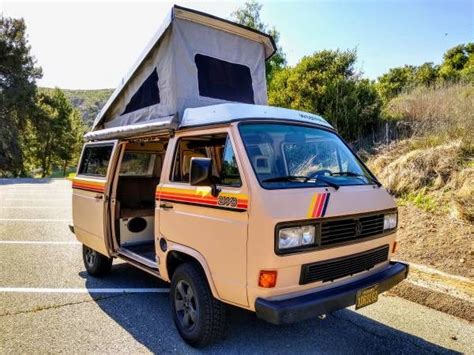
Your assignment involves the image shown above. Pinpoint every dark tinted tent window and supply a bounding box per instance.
[78,145,114,177]
[195,54,254,104]
[122,69,160,115]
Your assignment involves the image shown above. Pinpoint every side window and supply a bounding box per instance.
[78,144,114,177]
[119,152,159,177]
[221,139,242,187]
[172,135,242,187]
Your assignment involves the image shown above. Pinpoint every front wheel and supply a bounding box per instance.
[170,263,227,347]
[82,245,112,277]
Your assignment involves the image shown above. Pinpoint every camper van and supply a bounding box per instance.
[72,5,408,347]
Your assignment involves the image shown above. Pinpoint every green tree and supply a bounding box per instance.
[231,1,286,83]
[376,65,417,103]
[268,49,381,141]
[439,43,474,81]
[0,16,42,176]
[27,89,85,177]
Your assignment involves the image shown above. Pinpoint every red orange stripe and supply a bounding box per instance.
[307,192,330,218]
[156,188,248,211]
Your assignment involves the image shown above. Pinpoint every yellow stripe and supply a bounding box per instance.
[307,193,319,218]
[158,186,248,201]
[73,178,105,188]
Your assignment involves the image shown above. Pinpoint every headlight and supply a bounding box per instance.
[384,213,397,230]
[278,225,315,250]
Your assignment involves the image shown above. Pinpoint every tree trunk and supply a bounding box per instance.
[63,160,68,177]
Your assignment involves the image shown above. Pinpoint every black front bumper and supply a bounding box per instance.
[255,261,409,325]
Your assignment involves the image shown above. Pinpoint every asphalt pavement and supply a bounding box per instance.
[0,178,472,354]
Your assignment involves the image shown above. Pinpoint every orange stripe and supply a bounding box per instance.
[315,193,327,218]
[311,194,323,217]
[156,189,248,210]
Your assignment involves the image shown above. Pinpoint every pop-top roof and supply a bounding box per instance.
[91,5,276,131]
[84,103,333,141]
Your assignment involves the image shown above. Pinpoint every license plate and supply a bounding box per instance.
[355,285,379,310]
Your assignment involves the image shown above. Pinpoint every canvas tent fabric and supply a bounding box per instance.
[91,5,276,132]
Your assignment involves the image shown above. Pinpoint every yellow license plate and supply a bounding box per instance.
[355,285,379,310]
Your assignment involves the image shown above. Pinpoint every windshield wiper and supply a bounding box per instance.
[262,175,308,183]
[262,175,340,190]
[305,175,340,190]
[331,171,381,187]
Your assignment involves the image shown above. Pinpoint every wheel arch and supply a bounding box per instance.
[164,244,220,300]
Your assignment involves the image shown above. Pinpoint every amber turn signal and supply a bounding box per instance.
[258,270,277,288]
[392,241,398,254]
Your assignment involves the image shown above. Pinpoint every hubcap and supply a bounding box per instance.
[174,280,198,330]
[85,247,96,266]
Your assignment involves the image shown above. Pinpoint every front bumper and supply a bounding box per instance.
[255,261,409,325]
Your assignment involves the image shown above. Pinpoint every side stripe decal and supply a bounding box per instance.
[307,193,330,218]
[72,178,106,193]
[156,187,248,211]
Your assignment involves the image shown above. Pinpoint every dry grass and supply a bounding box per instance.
[383,83,474,140]
[368,83,474,222]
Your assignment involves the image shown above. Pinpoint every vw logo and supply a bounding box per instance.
[355,221,363,236]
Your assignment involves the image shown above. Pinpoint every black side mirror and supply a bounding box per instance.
[189,158,221,197]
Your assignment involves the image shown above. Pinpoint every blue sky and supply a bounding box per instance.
[3,0,473,89]
[262,0,473,78]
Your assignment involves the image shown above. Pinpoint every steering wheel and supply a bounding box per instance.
[307,169,332,179]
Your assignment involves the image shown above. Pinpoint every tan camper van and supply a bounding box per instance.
[72,5,408,347]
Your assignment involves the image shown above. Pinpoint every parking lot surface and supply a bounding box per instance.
[1,178,473,354]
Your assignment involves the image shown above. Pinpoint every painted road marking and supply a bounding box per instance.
[0,241,79,245]
[0,287,170,294]
[0,219,72,222]
[3,199,70,202]
[0,207,70,209]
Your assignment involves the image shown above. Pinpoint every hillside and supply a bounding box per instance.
[40,88,113,127]
[366,83,473,277]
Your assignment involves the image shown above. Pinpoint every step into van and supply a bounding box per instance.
[71,5,408,347]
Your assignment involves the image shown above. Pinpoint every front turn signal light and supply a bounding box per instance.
[392,241,398,254]
[258,270,277,288]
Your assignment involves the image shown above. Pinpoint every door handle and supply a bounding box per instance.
[94,194,103,200]
[160,203,173,210]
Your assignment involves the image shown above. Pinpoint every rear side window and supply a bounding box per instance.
[195,54,254,104]
[119,152,160,177]
[78,144,114,177]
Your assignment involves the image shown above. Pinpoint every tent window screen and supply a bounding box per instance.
[195,54,254,104]
[122,69,160,115]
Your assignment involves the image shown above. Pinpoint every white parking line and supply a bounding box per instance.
[0,287,170,294]
[0,241,79,245]
[0,206,67,210]
[0,219,72,222]
[3,199,70,201]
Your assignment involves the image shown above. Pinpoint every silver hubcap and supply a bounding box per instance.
[174,280,198,330]
[85,247,96,266]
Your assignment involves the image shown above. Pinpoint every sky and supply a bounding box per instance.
[2,0,473,90]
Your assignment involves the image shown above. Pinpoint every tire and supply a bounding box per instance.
[82,245,112,277]
[170,262,227,347]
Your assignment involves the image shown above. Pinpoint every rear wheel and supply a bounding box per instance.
[82,245,112,277]
[170,262,227,347]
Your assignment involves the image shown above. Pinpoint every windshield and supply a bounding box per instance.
[239,122,375,189]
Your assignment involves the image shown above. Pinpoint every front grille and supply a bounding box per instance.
[299,245,389,285]
[320,214,384,247]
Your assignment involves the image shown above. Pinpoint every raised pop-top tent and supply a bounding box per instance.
[90,5,276,136]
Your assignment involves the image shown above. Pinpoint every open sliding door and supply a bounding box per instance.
[72,140,120,256]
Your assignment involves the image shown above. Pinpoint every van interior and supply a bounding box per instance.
[111,135,242,268]
[112,141,166,268]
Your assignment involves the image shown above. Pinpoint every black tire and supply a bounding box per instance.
[170,262,227,347]
[82,245,112,277]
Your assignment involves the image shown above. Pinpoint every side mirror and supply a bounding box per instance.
[189,158,221,197]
